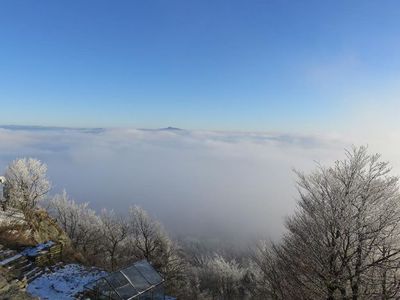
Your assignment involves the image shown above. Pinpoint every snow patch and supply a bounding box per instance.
[27,264,107,300]
[0,254,22,266]
[21,241,55,257]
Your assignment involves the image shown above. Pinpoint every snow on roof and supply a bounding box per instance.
[21,241,55,257]
[0,254,23,266]
[27,264,107,300]
[0,241,55,267]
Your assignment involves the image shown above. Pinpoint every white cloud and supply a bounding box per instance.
[0,126,366,241]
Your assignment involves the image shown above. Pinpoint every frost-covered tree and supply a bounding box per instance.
[196,254,247,300]
[4,158,51,217]
[48,190,102,255]
[253,146,400,299]
[251,241,291,299]
[128,206,167,263]
[127,206,189,296]
[100,209,129,271]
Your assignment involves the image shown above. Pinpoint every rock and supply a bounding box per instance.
[0,271,36,299]
[0,209,72,250]
[29,210,71,247]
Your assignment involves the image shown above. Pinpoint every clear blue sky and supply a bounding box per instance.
[1,1,400,131]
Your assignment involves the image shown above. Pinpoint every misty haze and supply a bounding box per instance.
[0,125,346,241]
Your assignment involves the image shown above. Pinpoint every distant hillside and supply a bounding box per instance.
[0,125,104,134]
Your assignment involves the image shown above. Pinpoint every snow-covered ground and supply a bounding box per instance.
[27,264,107,300]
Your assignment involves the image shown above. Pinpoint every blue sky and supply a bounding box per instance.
[1,1,400,131]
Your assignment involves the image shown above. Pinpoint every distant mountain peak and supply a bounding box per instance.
[159,126,183,131]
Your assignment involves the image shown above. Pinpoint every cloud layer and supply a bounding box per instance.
[0,126,354,241]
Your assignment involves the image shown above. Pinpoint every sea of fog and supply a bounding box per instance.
[0,126,358,242]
